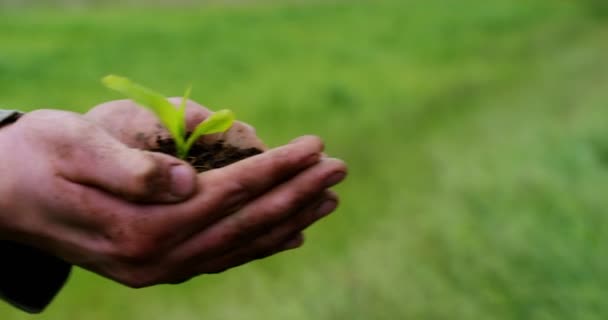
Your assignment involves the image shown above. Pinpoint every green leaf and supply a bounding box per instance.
[182,109,235,157]
[102,75,235,159]
[174,85,192,157]
[102,75,185,146]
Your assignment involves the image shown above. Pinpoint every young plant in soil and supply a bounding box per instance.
[103,75,262,172]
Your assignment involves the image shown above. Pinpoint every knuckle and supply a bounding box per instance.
[127,155,160,196]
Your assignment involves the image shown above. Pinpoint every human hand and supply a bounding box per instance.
[0,109,198,208]
[0,106,347,287]
[84,99,346,282]
[85,98,266,151]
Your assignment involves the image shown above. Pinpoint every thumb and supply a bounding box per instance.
[57,135,197,203]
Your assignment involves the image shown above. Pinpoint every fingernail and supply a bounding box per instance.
[317,199,338,216]
[324,171,346,188]
[170,165,195,198]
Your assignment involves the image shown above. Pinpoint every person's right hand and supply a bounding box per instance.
[0,109,347,287]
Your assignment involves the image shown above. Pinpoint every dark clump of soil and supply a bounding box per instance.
[153,137,263,173]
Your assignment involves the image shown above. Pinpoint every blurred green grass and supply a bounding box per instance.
[2,0,608,319]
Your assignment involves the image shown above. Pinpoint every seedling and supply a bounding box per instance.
[102,75,235,159]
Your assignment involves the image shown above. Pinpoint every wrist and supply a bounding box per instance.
[0,116,24,240]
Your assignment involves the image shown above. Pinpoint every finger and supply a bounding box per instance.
[56,128,197,203]
[114,136,327,245]
[198,233,306,275]
[169,231,306,281]
[282,233,306,250]
[214,120,267,151]
[191,191,338,274]
[223,158,345,235]
[232,190,337,256]
[171,158,346,261]
[183,136,325,221]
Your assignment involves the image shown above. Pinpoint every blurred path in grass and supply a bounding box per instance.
[1,1,608,319]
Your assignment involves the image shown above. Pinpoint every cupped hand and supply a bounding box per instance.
[84,99,347,285]
[0,102,347,288]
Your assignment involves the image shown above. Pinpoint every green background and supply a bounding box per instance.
[2,0,608,318]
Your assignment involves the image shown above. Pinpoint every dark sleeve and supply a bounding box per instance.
[0,110,23,126]
[0,110,72,313]
[0,241,71,313]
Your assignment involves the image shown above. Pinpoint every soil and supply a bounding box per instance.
[153,137,263,173]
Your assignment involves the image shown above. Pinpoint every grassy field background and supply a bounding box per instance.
[1,0,608,319]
